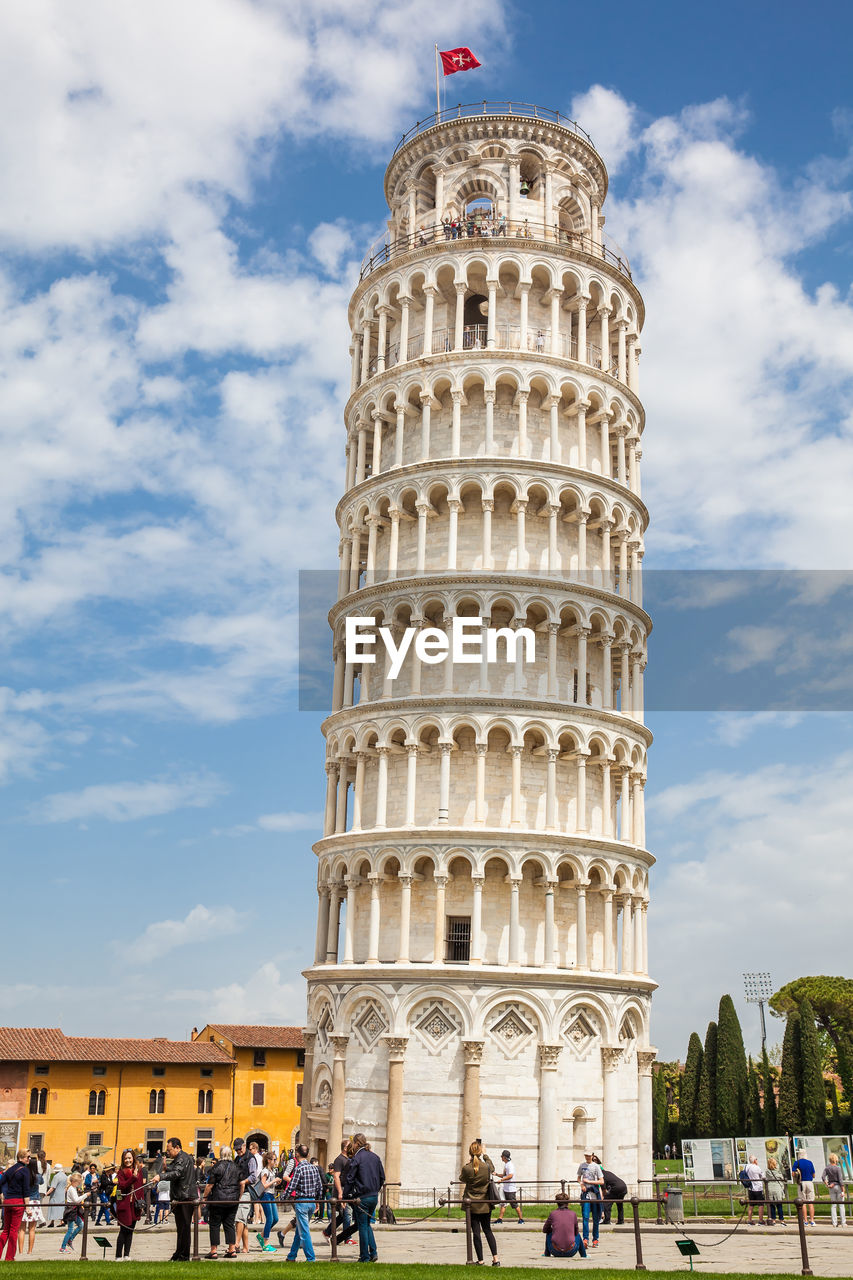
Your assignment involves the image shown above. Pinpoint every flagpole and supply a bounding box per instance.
[434,44,440,117]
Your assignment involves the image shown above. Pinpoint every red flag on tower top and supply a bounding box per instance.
[439,47,481,75]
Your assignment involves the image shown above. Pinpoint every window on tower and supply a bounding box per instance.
[445,916,471,963]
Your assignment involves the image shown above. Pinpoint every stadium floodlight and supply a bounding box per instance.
[743,972,773,1051]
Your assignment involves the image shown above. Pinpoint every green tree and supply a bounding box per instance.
[799,998,827,1132]
[716,995,749,1134]
[680,1032,704,1138]
[777,1009,803,1134]
[746,1057,763,1136]
[653,1067,669,1153]
[761,1048,778,1135]
[771,976,853,1101]
[695,1021,718,1137]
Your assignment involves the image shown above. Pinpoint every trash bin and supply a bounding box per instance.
[665,1187,684,1224]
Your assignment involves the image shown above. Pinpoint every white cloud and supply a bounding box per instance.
[202,961,304,1025]
[650,753,853,1055]
[710,711,803,747]
[125,903,244,962]
[257,811,323,832]
[570,84,638,174]
[721,624,788,672]
[32,772,226,822]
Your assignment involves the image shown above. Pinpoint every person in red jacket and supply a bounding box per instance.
[0,1149,34,1261]
[115,1150,144,1259]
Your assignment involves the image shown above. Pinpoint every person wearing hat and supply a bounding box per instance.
[576,1151,603,1248]
[495,1150,523,1225]
[45,1163,67,1228]
[542,1192,586,1259]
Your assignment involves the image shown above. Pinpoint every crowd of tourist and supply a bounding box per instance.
[1,1135,849,1262]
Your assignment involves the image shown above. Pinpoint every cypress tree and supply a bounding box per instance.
[680,1032,704,1138]
[695,1021,718,1137]
[653,1067,668,1153]
[761,1048,778,1134]
[716,994,749,1134]
[778,1009,803,1134]
[799,998,826,1133]
[746,1057,763,1136]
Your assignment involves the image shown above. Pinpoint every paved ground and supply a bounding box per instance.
[21,1218,853,1273]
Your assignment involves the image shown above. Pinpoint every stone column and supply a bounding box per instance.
[508,877,522,965]
[433,874,448,961]
[546,622,559,695]
[328,1036,349,1153]
[632,896,643,974]
[323,762,338,836]
[399,295,411,362]
[343,875,356,964]
[516,391,529,457]
[620,894,633,973]
[575,626,589,703]
[351,751,366,830]
[461,1041,484,1161]
[393,402,406,468]
[617,319,628,383]
[454,283,466,351]
[575,753,588,831]
[475,743,488,823]
[367,874,382,964]
[326,884,342,961]
[538,1044,563,1180]
[334,762,349,831]
[376,305,389,373]
[576,885,588,968]
[481,499,493,569]
[315,887,331,964]
[486,280,498,348]
[423,285,437,353]
[547,395,561,461]
[419,393,432,459]
[547,504,559,572]
[510,745,523,827]
[438,741,452,824]
[450,391,464,456]
[636,1050,657,1185]
[544,880,558,967]
[360,322,371,383]
[371,415,383,478]
[545,747,558,830]
[603,890,615,971]
[601,759,613,837]
[446,499,461,571]
[600,1046,625,1168]
[619,766,632,842]
[383,1036,408,1198]
[405,743,418,825]
[576,400,588,469]
[470,876,484,963]
[600,634,613,708]
[576,297,588,364]
[397,874,413,962]
[483,390,495,454]
[299,1029,317,1148]
[518,282,530,349]
[549,292,561,355]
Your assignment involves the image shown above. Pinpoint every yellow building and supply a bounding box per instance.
[192,1024,305,1154]
[0,1028,233,1166]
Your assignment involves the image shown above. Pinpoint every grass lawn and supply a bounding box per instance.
[12,1267,810,1279]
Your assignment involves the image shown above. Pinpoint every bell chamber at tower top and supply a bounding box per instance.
[348,107,643,399]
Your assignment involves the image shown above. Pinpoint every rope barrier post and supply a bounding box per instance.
[329,1198,338,1261]
[795,1197,812,1276]
[630,1197,645,1270]
[447,1185,452,1218]
[655,1180,663,1226]
[192,1200,200,1262]
[80,1204,90,1260]
[464,1200,473,1265]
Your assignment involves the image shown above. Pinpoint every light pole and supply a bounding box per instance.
[743,972,773,1053]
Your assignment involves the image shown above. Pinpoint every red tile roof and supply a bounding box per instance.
[0,1028,231,1065]
[205,1025,304,1050]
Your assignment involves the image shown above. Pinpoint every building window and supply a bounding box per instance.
[252,1082,265,1107]
[152,1067,166,1077]
[87,1131,103,1146]
[27,1134,44,1153]
[296,1083,303,1107]
[88,1089,106,1116]
[296,1050,305,1068]
[149,1088,165,1114]
[253,1050,266,1068]
[146,1129,165,1158]
[198,1088,213,1114]
[200,1068,213,1078]
[34,1065,49,1076]
[29,1087,47,1115]
[445,916,471,963]
[196,1129,213,1157]
[92,1066,107,1077]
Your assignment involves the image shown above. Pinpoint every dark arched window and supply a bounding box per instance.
[198,1088,213,1114]
[149,1088,165,1114]
[29,1087,47,1115]
[88,1088,105,1115]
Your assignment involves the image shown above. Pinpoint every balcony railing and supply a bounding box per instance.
[359,217,631,283]
[391,101,595,155]
[368,324,618,378]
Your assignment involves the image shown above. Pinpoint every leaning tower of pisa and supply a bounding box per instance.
[300,103,656,1190]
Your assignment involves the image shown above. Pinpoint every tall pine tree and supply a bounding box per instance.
[761,1047,778,1135]
[716,994,749,1134]
[695,1021,718,1137]
[746,1057,763,1136]
[680,1032,704,1138]
[653,1067,669,1154]
[799,998,826,1133]
[778,1008,803,1134]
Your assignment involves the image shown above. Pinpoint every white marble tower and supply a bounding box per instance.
[301,103,656,1191]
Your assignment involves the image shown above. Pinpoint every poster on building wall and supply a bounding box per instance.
[681,1137,735,1181]
[0,1120,20,1162]
[735,1136,792,1180]
[793,1134,853,1181]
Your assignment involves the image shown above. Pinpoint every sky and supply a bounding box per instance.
[2,0,853,1063]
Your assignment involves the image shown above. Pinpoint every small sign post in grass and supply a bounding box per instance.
[675,1238,700,1271]
[92,1235,113,1261]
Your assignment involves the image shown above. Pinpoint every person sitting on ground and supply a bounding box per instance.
[459,1140,500,1267]
[543,1192,587,1259]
